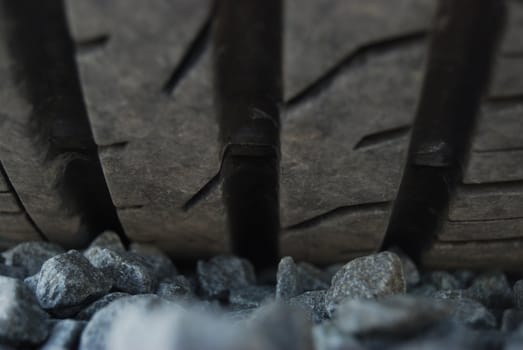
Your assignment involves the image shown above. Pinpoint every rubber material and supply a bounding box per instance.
[1,0,523,269]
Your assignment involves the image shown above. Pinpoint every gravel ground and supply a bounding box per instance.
[1,232,523,349]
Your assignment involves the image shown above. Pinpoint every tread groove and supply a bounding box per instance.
[0,162,47,241]
[214,0,282,267]
[381,0,507,262]
[285,30,427,108]
[2,0,126,244]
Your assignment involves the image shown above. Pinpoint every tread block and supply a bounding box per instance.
[0,193,20,213]
[0,214,41,248]
[490,0,523,97]
[440,218,523,242]
[67,0,228,256]
[464,103,523,184]
[284,0,434,99]
[465,1,523,184]
[281,203,390,264]
[281,44,425,229]
[423,239,523,270]
[449,182,523,222]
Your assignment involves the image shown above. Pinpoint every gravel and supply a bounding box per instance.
[289,290,328,323]
[502,309,523,332]
[514,280,523,309]
[36,250,112,311]
[76,292,131,321]
[41,319,86,350]
[296,262,330,291]
[325,251,406,316]
[156,276,193,302]
[424,271,461,290]
[197,255,256,299]
[79,295,173,350]
[1,241,64,276]
[84,247,156,294]
[88,231,126,252]
[129,243,178,280]
[23,274,38,295]
[276,256,299,300]
[0,264,26,279]
[248,302,315,350]
[390,247,420,289]
[0,276,49,345]
[2,238,523,349]
[332,295,451,336]
[453,300,497,329]
[467,271,513,308]
[229,285,274,308]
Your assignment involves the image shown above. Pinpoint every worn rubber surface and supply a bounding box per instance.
[0,0,522,268]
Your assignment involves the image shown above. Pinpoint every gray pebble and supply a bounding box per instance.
[76,292,131,321]
[431,289,472,301]
[88,231,125,252]
[313,323,365,350]
[289,290,329,323]
[229,285,274,308]
[389,247,420,289]
[467,272,513,308]
[506,337,523,350]
[453,270,476,288]
[249,302,315,350]
[390,320,504,350]
[0,345,16,350]
[0,263,27,279]
[276,256,299,300]
[36,250,112,310]
[156,276,193,302]
[424,271,461,291]
[506,326,523,350]
[445,298,497,329]
[84,247,156,294]
[129,243,177,280]
[40,319,86,350]
[80,295,174,350]
[297,262,330,292]
[226,308,256,323]
[24,273,39,294]
[106,302,256,350]
[502,309,523,332]
[0,276,49,345]
[409,284,438,297]
[2,241,64,276]
[197,255,256,299]
[513,280,523,309]
[322,263,344,283]
[332,295,451,336]
[325,252,406,316]
[431,289,497,329]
